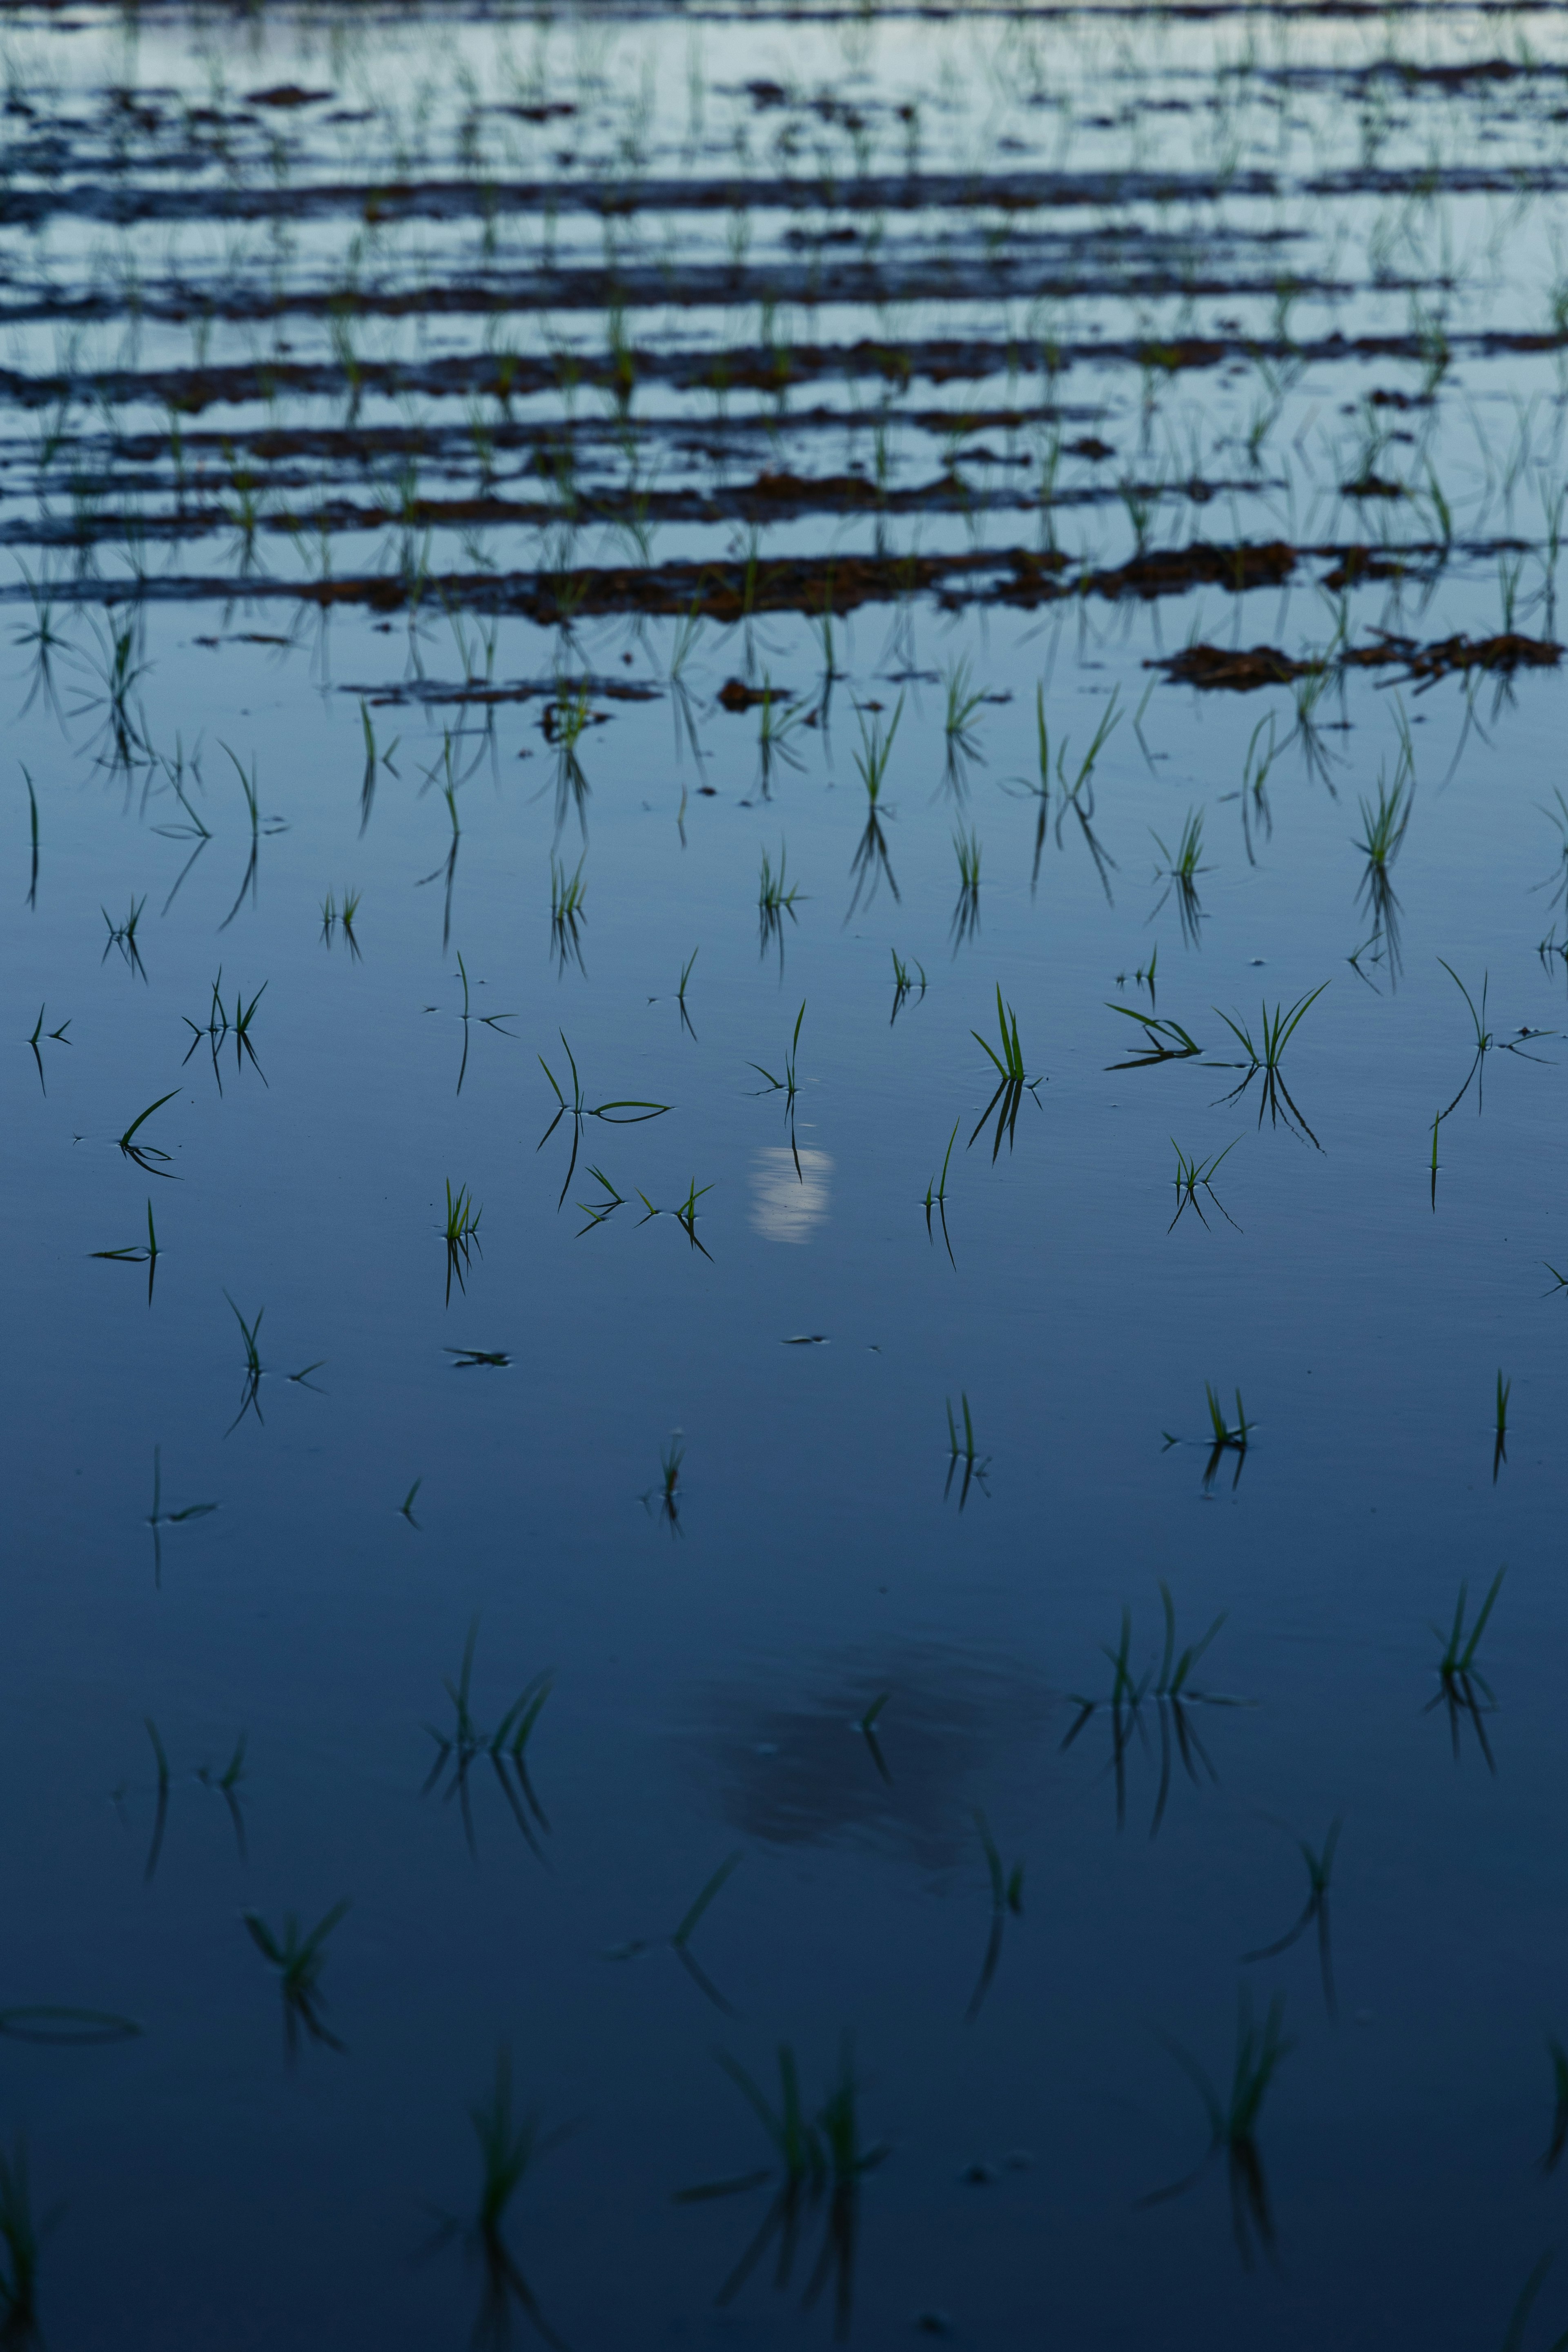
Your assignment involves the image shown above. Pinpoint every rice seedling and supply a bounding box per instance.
[923,1118,960,1264]
[183,972,267,1089]
[756,676,806,792]
[448,952,516,1096]
[607,1852,743,2012]
[20,766,38,909]
[0,2137,50,2344]
[141,1716,171,1884]
[549,851,588,976]
[845,704,902,916]
[442,1181,483,1303]
[749,1003,804,1100]
[1427,1565,1506,1770]
[426,2047,570,2352]
[643,1431,686,1535]
[942,656,986,776]
[949,826,982,948]
[1500,2245,1568,2352]
[969,988,1040,1160]
[195,1732,249,1862]
[143,1445,217,1588]
[1238,713,1280,867]
[24,1002,69,1097]
[757,842,804,966]
[76,607,151,771]
[118,1089,180,1178]
[1105,1002,1202,1068]
[1169,1138,1241,1232]
[446,1349,511,1370]
[398,1479,423,1528]
[1494,1370,1512,1482]
[241,1900,350,2058]
[1049,692,1121,902]
[1142,1990,1294,2269]
[575,1166,625,1235]
[1437,959,1499,1115]
[889,950,926,1024]
[223,1294,267,1430]
[101,894,147,981]
[1063,1586,1238,1835]
[320,886,363,960]
[1243,1818,1343,2020]
[1352,763,1413,986]
[218,745,285,932]
[965,1809,1024,2022]
[423,1620,553,1859]
[1150,809,1209,949]
[1539,2036,1568,2174]
[677,2037,887,2333]
[537,1033,669,1206]
[944,1392,989,1508]
[92,1198,160,1304]
[1201,1384,1254,1490]
[677,946,699,1038]
[1212,984,1328,1144]
[636,1179,715,1259]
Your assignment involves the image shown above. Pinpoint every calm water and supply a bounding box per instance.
[5,3,1568,2343]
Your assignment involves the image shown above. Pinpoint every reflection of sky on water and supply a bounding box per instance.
[749,1145,833,1243]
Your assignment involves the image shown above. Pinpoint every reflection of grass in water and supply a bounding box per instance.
[426,2047,571,2352]
[242,1899,350,2058]
[607,1853,743,2013]
[1242,1817,1342,2020]
[1142,1990,1294,2271]
[1427,1565,1505,1771]
[677,2036,888,2339]
[1062,1585,1241,1836]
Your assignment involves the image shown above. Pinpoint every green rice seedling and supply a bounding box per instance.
[940,658,986,795]
[677,947,699,1038]
[1169,1138,1241,1232]
[358,700,399,834]
[675,2043,827,2305]
[1150,809,1210,949]
[757,843,804,964]
[142,1716,171,1884]
[1001,682,1054,890]
[950,827,982,948]
[575,1166,625,1235]
[749,1003,804,1100]
[442,1182,483,1303]
[889,950,926,1025]
[0,2137,49,2342]
[224,1294,266,1430]
[1437,959,1494,1115]
[548,851,588,976]
[143,1445,216,1588]
[1239,714,1279,866]
[423,1620,553,1858]
[1212,984,1328,1144]
[117,1089,179,1178]
[756,676,807,793]
[642,1432,686,1536]
[537,1033,669,1206]
[1500,2245,1568,2352]
[183,973,267,1089]
[969,987,1040,1160]
[92,1197,160,1304]
[1105,1003,1203,1067]
[1352,764,1413,986]
[1243,1818,1343,2020]
[1427,1566,1506,1770]
[76,607,151,770]
[1202,1384,1253,1490]
[1143,1990,1295,2269]
[242,1900,350,2058]
[398,1479,423,1528]
[1539,2036,1568,2174]
[445,1349,511,1370]
[607,1852,743,2012]
[218,744,285,932]
[1494,1371,1512,1482]
[1063,1586,1237,1835]
[636,1180,715,1260]
[24,1002,69,1096]
[803,2036,889,2337]
[1051,692,1122,902]
[965,1809,1025,2022]
[923,1118,960,1264]
[853,700,902,810]
[101,894,147,981]
[194,1731,249,1862]
[944,1392,989,1509]
[15,569,74,729]
[21,765,38,908]
[427,2047,569,2352]
[451,952,516,1096]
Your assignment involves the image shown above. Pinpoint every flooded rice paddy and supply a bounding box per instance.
[7,0,1568,2342]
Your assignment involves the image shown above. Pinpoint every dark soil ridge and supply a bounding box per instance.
[2,322,1561,418]
[0,538,1531,628]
